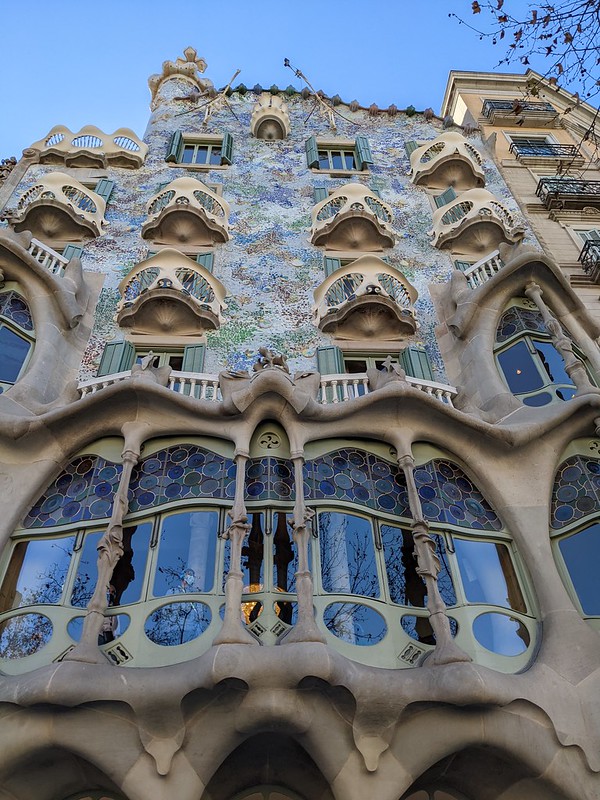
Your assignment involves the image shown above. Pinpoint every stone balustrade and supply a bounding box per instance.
[461,250,504,288]
[27,238,69,277]
[310,183,395,251]
[27,125,147,169]
[410,132,485,191]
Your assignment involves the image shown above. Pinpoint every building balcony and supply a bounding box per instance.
[313,255,417,339]
[310,184,395,251]
[579,240,600,283]
[26,125,147,169]
[431,188,525,254]
[141,177,230,246]
[410,132,485,191]
[7,172,107,240]
[536,177,600,211]
[250,93,291,140]
[459,250,504,289]
[481,98,558,127]
[508,142,584,167]
[116,248,227,335]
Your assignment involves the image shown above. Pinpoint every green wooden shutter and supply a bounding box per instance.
[313,187,328,203]
[434,187,457,208]
[94,179,115,204]
[316,345,345,375]
[196,252,214,273]
[454,260,472,272]
[399,345,434,381]
[324,257,342,277]
[355,136,373,170]
[305,136,319,169]
[97,341,135,376]
[221,133,234,165]
[62,244,83,261]
[166,131,183,163]
[182,344,206,373]
[405,141,419,156]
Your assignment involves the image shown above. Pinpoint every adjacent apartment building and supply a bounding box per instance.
[0,48,599,800]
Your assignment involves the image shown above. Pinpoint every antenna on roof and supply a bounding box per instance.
[284,58,356,130]
[176,69,242,124]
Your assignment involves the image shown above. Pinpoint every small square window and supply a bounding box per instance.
[166,131,233,167]
[306,135,373,172]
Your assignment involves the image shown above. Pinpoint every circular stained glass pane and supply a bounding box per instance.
[371,461,390,476]
[142,458,162,474]
[323,602,386,646]
[441,482,462,502]
[554,505,574,523]
[41,494,63,514]
[319,480,335,496]
[556,485,578,503]
[414,469,432,484]
[202,461,221,477]
[188,453,206,468]
[144,602,211,646]
[165,482,182,498]
[0,613,53,659]
[247,482,265,497]
[273,481,291,498]
[586,461,600,475]
[170,448,188,463]
[377,494,396,511]
[140,475,158,490]
[562,465,583,482]
[168,465,184,479]
[334,473,352,490]
[247,462,264,479]
[350,468,368,484]
[418,485,436,500]
[473,612,530,656]
[316,463,334,479]
[352,485,369,502]
[98,466,118,481]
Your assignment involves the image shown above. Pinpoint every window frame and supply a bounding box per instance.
[166,132,233,170]
[309,136,373,175]
[0,288,35,393]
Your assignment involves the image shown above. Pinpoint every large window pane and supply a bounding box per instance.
[454,539,526,612]
[0,325,30,383]
[319,512,380,599]
[0,536,75,611]
[497,341,543,393]
[153,511,218,596]
[533,341,573,388]
[71,523,152,608]
[381,525,455,607]
[559,523,600,614]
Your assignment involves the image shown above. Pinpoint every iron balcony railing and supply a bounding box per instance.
[509,143,579,159]
[579,240,600,280]
[482,99,556,118]
[536,177,600,209]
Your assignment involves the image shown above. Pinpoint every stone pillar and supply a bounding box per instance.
[282,454,326,644]
[213,453,257,645]
[66,422,150,663]
[525,281,595,394]
[397,454,471,666]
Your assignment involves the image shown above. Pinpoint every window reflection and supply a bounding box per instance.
[454,539,526,612]
[153,511,217,597]
[0,536,75,612]
[318,512,380,599]
[473,612,530,656]
[558,523,600,615]
[0,326,31,384]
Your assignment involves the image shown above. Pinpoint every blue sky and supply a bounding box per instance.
[2,0,553,156]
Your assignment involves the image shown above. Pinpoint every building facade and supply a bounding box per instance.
[0,49,599,799]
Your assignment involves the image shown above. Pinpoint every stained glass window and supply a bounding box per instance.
[0,291,34,391]
[495,304,547,343]
[551,455,600,529]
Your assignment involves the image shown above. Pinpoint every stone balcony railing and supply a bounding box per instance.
[313,254,418,339]
[310,183,395,251]
[116,248,227,335]
[460,250,504,289]
[27,238,70,277]
[79,368,457,407]
[142,177,230,246]
[7,172,107,240]
[410,132,485,191]
[26,125,147,169]
[536,177,600,211]
[481,98,558,127]
[579,240,600,284]
[430,188,525,253]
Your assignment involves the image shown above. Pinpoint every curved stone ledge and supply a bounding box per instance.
[311,184,395,251]
[27,125,148,169]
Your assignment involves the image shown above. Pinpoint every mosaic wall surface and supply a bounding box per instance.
[3,73,538,382]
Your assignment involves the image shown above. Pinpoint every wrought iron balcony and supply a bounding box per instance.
[117,248,227,335]
[313,255,417,339]
[509,142,580,160]
[431,188,524,253]
[310,183,395,251]
[481,99,558,126]
[536,177,600,211]
[27,125,147,169]
[410,132,485,191]
[579,240,600,283]
[142,177,230,246]
[7,172,107,240]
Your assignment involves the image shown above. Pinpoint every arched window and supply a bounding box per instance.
[0,289,34,392]
[551,440,600,632]
[0,440,535,672]
[494,298,590,407]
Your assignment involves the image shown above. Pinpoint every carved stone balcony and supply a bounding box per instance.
[536,177,600,211]
[250,93,291,140]
[142,177,230,246]
[26,125,147,169]
[430,188,525,254]
[481,98,558,127]
[310,184,395,251]
[7,172,107,240]
[116,248,227,335]
[410,132,485,191]
[313,255,417,339]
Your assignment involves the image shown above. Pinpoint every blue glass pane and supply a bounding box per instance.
[0,325,30,383]
[454,539,526,612]
[401,614,458,644]
[497,341,544,393]
[68,613,130,644]
[0,536,75,611]
[473,612,530,656]
[319,512,380,599]
[323,602,386,645]
[559,523,600,614]
[534,341,574,388]
[153,511,218,596]
[144,601,211,646]
[223,512,266,593]
[381,525,455,607]
[551,455,600,529]
[0,613,52,659]
[523,392,552,407]
[496,305,546,343]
